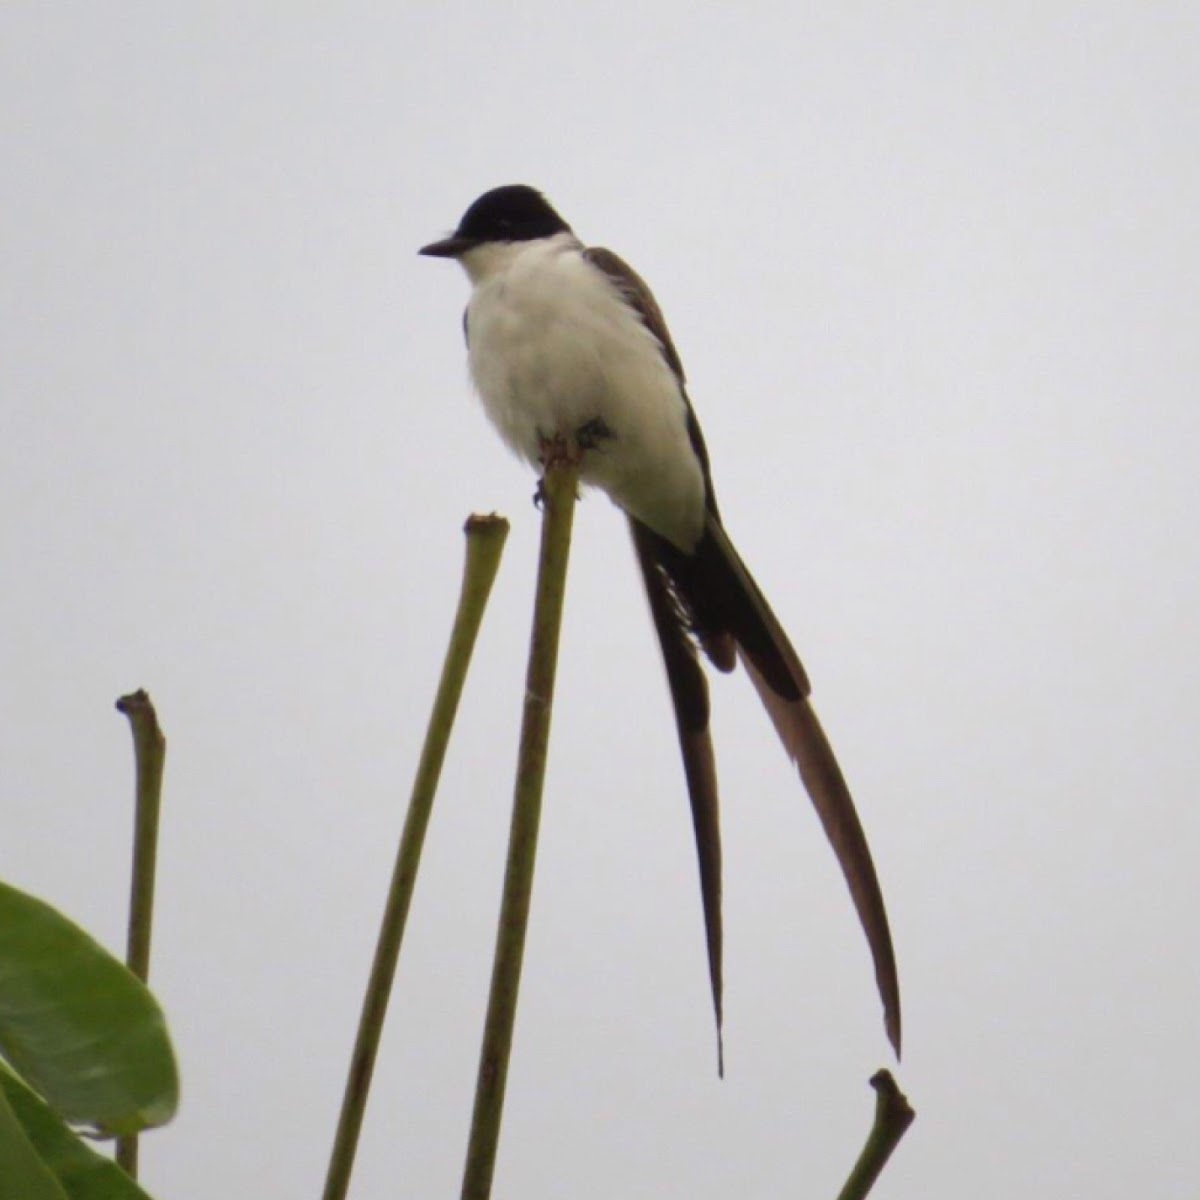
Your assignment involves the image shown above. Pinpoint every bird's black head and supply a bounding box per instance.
[419,185,572,258]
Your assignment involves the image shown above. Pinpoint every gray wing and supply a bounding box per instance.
[584,246,719,518]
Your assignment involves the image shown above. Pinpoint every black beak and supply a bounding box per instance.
[419,234,477,258]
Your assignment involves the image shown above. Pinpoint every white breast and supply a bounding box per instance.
[461,234,706,551]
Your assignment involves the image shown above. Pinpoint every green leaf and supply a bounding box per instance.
[0,882,178,1136]
[0,1062,156,1200]
[0,1078,69,1200]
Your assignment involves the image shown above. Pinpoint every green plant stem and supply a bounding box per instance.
[460,454,581,1200]
[321,514,509,1200]
[114,690,167,1180]
[835,1070,916,1200]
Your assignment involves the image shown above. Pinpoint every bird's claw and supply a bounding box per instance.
[535,418,615,468]
[531,422,610,507]
[532,475,582,509]
[575,416,615,451]
[536,430,579,468]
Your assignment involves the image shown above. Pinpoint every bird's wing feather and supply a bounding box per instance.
[584,246,720,517]
[583,246,687,381]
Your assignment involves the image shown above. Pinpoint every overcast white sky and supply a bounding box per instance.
[3,5,1199,1198]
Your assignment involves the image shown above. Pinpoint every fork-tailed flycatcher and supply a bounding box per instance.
[420,185,901,1065]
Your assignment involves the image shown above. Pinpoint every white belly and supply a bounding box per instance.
[464,238,706,551]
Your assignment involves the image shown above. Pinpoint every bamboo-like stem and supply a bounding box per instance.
[321,514,509,1200]
[114,689,167,1179]
[835,1070,915,1200]
[460,452,581,1200]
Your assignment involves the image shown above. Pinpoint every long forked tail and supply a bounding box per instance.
[632,513,902,1060]
[630,519,725,1074]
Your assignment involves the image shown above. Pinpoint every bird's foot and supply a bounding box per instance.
[574,416,616,452]
[536,430,580,468]
[532,473,585,508]
[533,429,590,508]
[535,418,614,467]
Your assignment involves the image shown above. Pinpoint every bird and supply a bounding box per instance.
[420,184,900,1067]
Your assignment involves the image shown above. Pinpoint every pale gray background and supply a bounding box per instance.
[3,5,1198,1198]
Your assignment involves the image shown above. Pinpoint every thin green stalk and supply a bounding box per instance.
[460,453,581,1200]
[114,689,167,1179]
[322,514,509,1200]
[835,1070,916,1200]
